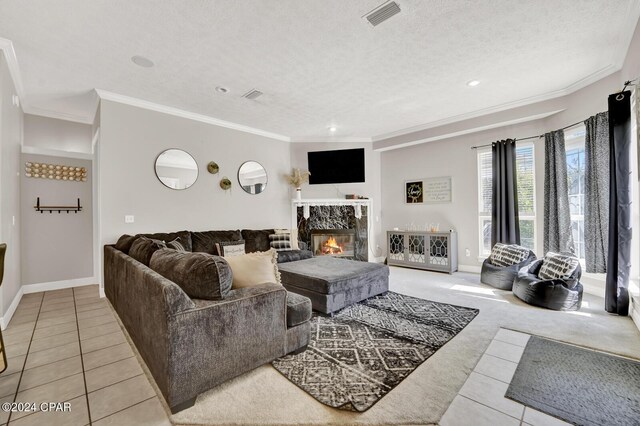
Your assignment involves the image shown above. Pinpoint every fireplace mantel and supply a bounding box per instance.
[290,198,374,262]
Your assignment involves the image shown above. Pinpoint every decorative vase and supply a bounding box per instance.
[295,188,302,200]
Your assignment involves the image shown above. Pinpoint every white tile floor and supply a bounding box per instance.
[440,328,572,426]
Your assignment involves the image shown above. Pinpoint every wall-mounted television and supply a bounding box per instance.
[307,148,365,185]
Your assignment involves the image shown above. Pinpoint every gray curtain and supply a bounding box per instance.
[584,112,609,273]
[544,130,575,254]
[491,139,520,247]
[605,91,631,316]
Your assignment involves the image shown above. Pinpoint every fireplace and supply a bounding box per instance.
[311,229,356,257]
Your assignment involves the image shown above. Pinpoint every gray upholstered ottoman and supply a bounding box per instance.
[278,257,389,314]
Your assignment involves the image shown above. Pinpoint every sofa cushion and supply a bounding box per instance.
[276,250,313,264]
[217,240,246,257]
[224,249,281,289]
[141,231,193,252]
[129,237,167,266]
[538,252,580,280]
[489,243,529,267]
[286,291,312,327]
[191,230,242,254]
[149,249,232,300]
[115,234,137,254]
[241,229,275,253]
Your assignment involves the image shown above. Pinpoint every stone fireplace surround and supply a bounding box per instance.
[292,199,372,262]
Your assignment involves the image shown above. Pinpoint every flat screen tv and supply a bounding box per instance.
[307,148,365,185]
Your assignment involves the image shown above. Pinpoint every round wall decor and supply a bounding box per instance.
[207,161,219,174]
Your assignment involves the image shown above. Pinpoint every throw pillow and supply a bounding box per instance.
[241,229,274,252]
[538,252,580,280]
[217,240,246,257]
[149,249,232,300]
[274,228,300,250]
[224,249,281,289]
[490,243,529,267]
[269,233,292,251]
[166,237,187,251]
[129,237,167,266]
[115,234,137,254]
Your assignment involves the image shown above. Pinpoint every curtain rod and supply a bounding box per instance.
[470,120,584,150]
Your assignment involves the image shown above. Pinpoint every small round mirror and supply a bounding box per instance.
[238,161,267,194]
[155,149,198,190]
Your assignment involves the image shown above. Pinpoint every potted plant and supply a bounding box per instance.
[285,168,311,200]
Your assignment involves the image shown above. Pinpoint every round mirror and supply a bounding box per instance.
[154,149,198,190]
[238,161,267,194]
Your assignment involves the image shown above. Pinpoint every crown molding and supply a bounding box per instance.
[372,64,619,142]
[23,105,95,124]
[373,109,564,152]
[95,89,291,142]
[0,37,26,101]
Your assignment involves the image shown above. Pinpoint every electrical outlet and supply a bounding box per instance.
[125,215,135,224]
[465,248,471,257]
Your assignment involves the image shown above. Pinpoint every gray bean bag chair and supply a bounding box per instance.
[512,258,583,311]
[480,250,536,290]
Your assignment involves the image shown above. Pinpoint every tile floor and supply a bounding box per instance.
[440,328,571,426]
[0,285,171,425]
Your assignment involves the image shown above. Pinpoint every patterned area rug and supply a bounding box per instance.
[272,291,479,411]
[506,336,640,426]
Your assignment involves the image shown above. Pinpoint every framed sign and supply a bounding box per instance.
[405,180,423,204]
[424,176,452,203]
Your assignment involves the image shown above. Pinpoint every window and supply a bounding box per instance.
[565,125,586,260]
[478,144,536,256]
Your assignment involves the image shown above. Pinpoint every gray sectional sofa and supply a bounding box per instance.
[104,229,312,413]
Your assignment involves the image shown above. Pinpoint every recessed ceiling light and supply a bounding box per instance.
[467,80,480,87]
[328,126,337,132]
[215,86,228,94]
[131,55,154,68]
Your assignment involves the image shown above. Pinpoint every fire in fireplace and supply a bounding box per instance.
[311,229,356,257]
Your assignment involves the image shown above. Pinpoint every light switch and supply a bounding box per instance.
[125,215,135,224]
[12,216,15,226]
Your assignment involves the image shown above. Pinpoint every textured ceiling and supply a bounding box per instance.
[0,0,638,141]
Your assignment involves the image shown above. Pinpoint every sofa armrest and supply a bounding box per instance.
[165,284,287,408]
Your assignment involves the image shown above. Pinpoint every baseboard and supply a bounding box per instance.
[21,277,97,294]
[458,264,482,274]
[1,286,24,330]
[631,296,640,333]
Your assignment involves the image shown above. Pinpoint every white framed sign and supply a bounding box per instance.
[424,176,452,203]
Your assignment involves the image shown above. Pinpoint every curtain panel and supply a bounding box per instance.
[584,112,609,273]
[605,91,632,316]
[491,139,520,247]
[543,130,575,254]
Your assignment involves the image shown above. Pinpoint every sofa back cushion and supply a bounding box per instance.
[191,230,242,254]
[150,249,232,300]
[115,231,192,254]
[241,229,275,253]
[140,231,193,252]
[129,237,167,266]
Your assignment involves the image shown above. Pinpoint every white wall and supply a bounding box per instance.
[378,19,640,272]
[380,120,546,269]
[99,99,292,248]
[0,53,23,317]
[20,154,93,285]
[24,113,93,154]
[290,142,383,256]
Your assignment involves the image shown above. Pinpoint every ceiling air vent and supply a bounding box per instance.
[242,89,263,100]
[364,1,401,27]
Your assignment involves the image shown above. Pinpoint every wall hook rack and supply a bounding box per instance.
[34,197,82,214]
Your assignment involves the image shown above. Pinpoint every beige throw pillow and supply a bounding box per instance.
[225,249,282,289]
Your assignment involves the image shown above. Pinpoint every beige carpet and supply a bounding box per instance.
[156,267,640,425]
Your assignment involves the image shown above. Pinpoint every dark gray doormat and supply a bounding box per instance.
[272,291,479,411]
[505,336,640,426]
